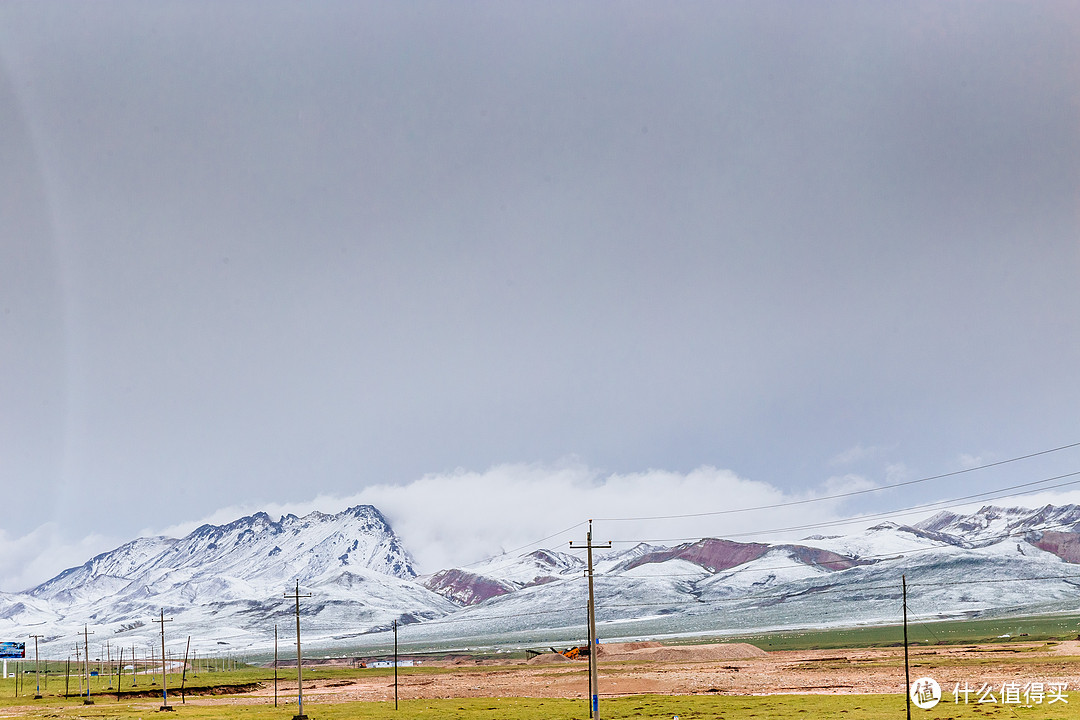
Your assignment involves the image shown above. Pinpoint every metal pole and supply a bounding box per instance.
[274,625,278,708]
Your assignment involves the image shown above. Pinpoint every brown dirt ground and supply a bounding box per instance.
[8,641,1077,715]
[238,640,1080,704]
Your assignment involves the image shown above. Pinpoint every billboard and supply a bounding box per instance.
[0,642,24,659]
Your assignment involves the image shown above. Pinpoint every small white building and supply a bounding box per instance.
[367,660,415,669]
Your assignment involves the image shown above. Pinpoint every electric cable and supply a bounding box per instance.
[595,440,1080,523]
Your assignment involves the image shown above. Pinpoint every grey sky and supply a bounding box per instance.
[2,2,1079,588]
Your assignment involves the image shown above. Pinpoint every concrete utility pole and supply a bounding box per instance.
[393,620,398,710]
[285,580,311,720]
[116,647,123,700]
[29,634,43,699]
[179,636,191,704]
[81,626,94,705]
[570,520,611,720]
[153,610,174,711]
[903,575,911,720]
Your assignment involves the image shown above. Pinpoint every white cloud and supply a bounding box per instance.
[829,444,896,467]
[0,523,119,592]
[958,454,986,469]
[884,463,911,484]
[820,473,878,495]
[147,463,871,574]
[11,464,1080,592]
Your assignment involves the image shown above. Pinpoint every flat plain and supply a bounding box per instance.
[2,638,1079,719]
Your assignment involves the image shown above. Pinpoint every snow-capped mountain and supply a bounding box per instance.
[421,549,584,605]
[0,506,456,656]
[4,503,1080,657]
[400,505,1080,651]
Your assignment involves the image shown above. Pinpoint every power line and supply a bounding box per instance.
[450,521,589,574]
[604,470,1080,545]
[426,441,1080,578]
[419,442,1080,578]
[595,441,1080,523]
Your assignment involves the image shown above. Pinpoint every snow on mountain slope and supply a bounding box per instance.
[913,505,1080,547]
[800,521,950,559]
[29,536,177,598]
[369,505,1080,652]
[1,505,454,656]
[6,503,1080,656]
[421,549,584,605]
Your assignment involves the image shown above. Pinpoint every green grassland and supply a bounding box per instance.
[1,613,1079,718]
[726,612,1080,651]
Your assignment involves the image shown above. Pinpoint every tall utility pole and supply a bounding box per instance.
[29,634,43,699]
[570,520,610,720]
[82,626,94,705]
[116,647,123,700]
[153,610,174,711]
[393,620,398,710]
[285,580,311,720]
[903,575,911,720]
[179,636,191,704]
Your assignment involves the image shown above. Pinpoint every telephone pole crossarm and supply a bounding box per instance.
[28,634,44,699]
[152,610,174,711]
[285,580,312,720]
[80,626,95,705]
[570,520,611,720]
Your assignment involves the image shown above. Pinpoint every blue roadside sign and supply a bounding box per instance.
[0,642,25,659]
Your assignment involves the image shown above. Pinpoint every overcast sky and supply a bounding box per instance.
[2,2,1079,591]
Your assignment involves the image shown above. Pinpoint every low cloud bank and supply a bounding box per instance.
[7,464,1078,591]
[0,524,119,593]
[151,463,879,575]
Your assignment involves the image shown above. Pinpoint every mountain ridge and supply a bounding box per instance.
[4,502,1080,655]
